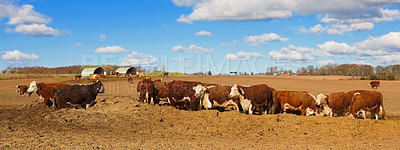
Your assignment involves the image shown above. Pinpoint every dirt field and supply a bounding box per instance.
[1,75,400,149]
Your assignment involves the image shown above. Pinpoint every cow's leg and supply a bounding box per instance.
[330,111,333,117]
[301,108,306,116]
[360,109,366,119]
[248,105,253,115]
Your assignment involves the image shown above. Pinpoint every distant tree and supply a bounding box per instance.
[251,72,254,75]
[161,63,166,73]
[208,71,212,76]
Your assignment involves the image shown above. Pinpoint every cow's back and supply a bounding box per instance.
[154,82,168,98]
[208,86,232,104]
[327,92,346,111]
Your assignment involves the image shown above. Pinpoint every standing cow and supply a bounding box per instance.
[53,80,106,110]
[193,85,240,111]
[316,92,347,117]
[137,78,158,105]
[273,91,324,116]
[27,81,71,106]
[369,81,380,89]
[154,81,170,104]
[228,84,274,115]
[347,90,385,120]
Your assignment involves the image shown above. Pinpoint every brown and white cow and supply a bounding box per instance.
[127,77,133,84]
[154,79,162,83]
[75,75,82,80]
[166,80,217,110]
[154,81,170,104]
[16,85,32,96]
[228,84,274,115]
[193,85,240,111]
[273,91,323,116]
[27,81,71,106]
[369,81,380,89]
[316,92,348,117]
[137,78,158,105]
[348,90,385,120]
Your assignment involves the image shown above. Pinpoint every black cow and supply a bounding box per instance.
[53,80,106,110]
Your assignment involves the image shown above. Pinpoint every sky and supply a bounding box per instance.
[1,0,400,74]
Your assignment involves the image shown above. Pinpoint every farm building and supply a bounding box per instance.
[115,67,137,75]
[81,67,105,78]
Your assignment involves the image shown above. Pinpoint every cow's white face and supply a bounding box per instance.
[228,84,242,99]
[193,84,206,99]
[27,81,38,93]
[316,93,327,106]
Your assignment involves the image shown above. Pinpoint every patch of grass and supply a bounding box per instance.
[145,72,186,77]
[0,74,75,80]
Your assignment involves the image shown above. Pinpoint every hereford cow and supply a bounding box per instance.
[16,85,32,96]
[228,84,274,115]
[154,81,170,103]
[194,85,240,111]
[369,81,380,89]
[128,77,133,84]
[137,78,158,105]
[273,91,323,116]
[75,75,82,80]
[27,81,71,106]
[348,91,385,120]
[316,92,347,117]
[167,80,217,110]
[53,80,105,110]
[154,79,162,83]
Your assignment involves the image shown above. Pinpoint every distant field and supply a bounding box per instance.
[0,74,75,80]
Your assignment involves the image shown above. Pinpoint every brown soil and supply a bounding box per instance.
[1,76,400,149]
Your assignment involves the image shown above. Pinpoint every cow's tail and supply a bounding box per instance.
[52,90,58,110]
[379,94,386,120]
[272,91,280,114]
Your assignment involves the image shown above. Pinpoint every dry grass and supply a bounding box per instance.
[0,74,75,80]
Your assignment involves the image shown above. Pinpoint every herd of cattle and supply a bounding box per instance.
[15,78,385,120]
[137,79,385,120]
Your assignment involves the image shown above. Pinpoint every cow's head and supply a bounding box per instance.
[193,84,207,99]
[94,80,106,93]
[228,84,243,99]
[27,81,39,94]
[316,93,327,106]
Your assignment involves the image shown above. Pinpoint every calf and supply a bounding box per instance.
[194,85,240,111]
[75,75,82,80]
[53,80,106,110]
[137,78,158,105]
[228,84,274,115]
[16,85,32,96]
[316,92,347,117]
[273,91,323,116]
[154,79,162,83]
[27,81,71,106]
[369,81,380,89]
[348,91,385,120]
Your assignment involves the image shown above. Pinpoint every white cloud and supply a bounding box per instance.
[170,57,182,62]
[99,34,107,41]
[195,30,212,36]
[121,51,158,66]
[172,44,213,53]
[225,51,263,60]
[12,23,61,36]
[268,45,315,62]
[94,46,129,53]
[317,41,359,54]
[302,22,375,35]
[356,32,400,52]
[1,50,39,64]
[176,14,193,24]
[245,33,289,46]
[173,0,400,26]
[70,43,82,48]
[221,40,237,47]
[6,4,51,25]
[317,60,335,66]
[373,53,400,64]
[351,60,372,66]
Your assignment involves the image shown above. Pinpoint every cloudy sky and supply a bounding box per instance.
[1,0,400,74]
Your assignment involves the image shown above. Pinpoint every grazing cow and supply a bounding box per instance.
[273,91,323,116]
[128,77,133,84]
[137,78,158,105]
[75,75,82,80]
[166,80,217,110]
[53,80,105,110]
[194,85,241,112]
[316,92,347,117]
[27,81,71,106]
[228,84,274,115]
[154,81,169,103]
[369,81,380,89]
[347,91,385,120]
[16,85,32,96]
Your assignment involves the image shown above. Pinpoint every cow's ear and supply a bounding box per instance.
[205,90,210,93]
[36,84,41,90]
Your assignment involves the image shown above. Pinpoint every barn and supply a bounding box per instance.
[81,67,105,78]
[116,67,137,75]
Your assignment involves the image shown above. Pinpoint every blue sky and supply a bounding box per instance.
[1,0,400,74]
